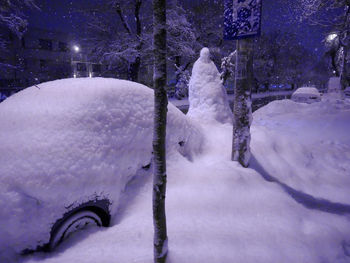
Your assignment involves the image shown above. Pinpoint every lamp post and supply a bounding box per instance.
[71,44,80,78]
[325,32,341,77]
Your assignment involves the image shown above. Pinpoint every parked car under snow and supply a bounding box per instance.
[0,78,203,258]
[291,87,321,104]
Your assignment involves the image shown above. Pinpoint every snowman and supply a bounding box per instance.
[187,47,233,124]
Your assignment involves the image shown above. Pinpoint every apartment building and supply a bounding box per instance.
[0,27,110,99]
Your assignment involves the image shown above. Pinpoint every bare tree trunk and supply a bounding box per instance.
[128,57,141,81]
[152,0,168,262]
[232,38,253,168]
[128,0,143,82]
[341,46,348,89]
[116,0,143,82]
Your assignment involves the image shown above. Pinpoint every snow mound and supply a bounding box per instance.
[328,77,341,93]
[253,98,350,204]
[187,47,233,124]
[325,77,343,100]
[22,123,350,263]
[0,78,204,259]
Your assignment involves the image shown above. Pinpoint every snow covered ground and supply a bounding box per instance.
[21,97,350,263]
[253,97,350,204]
[0,78,203,261]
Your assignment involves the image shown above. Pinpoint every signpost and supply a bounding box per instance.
[224,0,262,41]
[224,0,262,167]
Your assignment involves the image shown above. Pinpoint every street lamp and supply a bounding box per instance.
[327,33,338,43]
[73,45,80,52]
[71,45,80,78]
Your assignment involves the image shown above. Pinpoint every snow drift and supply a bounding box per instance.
[23,99,350,263]
[253,98,350,204]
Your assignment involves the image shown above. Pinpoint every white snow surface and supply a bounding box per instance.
[253,98,350,204]
[18,97,350,263]
[291,87,321,104]
[0,78,203,260]
[325,77,344,100]
[293,87,320,96]
[187,48,233,124]
[328,77,341,93]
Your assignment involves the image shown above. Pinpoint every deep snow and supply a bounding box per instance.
[20,97,350,263]
[0,78,203,261]
[253,98,350,205]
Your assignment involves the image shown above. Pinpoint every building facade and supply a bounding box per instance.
[0,27,111,100]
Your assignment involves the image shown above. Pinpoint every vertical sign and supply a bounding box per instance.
[224,0,262,40]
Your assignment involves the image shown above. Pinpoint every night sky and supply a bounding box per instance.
[26,0,328,56]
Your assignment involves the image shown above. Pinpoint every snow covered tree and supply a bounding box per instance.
[174,67,190,99]
[253,31,326,90]
[82,0,149,82]
[82,0,197,85]
[325,33,341,76]
[287,0,350,88]
[167,0,198,83]
[0,0,37,57]
[188,0,224,51]
[152,0,168,262]
[221,50,236,85]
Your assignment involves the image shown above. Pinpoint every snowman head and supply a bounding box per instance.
[199,47,211,63]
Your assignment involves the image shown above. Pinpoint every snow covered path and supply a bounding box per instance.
[23,120,350,263]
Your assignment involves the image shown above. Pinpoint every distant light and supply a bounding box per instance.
[89,72,92,78]
[333,70,336,74]
[73,45,80,52]
[73,74,77,78]
[327,33,337,42]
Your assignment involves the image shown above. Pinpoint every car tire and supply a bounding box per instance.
[49,210,103,250]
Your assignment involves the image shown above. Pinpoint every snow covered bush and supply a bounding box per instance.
[175,69,190,99]
[220,50,236,85]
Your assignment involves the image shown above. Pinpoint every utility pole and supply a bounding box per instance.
[232,38,253,167]
[224,0,262,167]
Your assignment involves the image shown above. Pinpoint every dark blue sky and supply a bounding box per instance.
[261,0,327,56]
[27,0,328,56]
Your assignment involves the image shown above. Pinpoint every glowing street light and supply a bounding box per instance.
[327,33,338,42]
[73,45,80,52]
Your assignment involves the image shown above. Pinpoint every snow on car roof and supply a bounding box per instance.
[293,87,320,96]
[0,77,203,257]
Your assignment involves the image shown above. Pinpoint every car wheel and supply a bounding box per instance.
[49,210,103,250]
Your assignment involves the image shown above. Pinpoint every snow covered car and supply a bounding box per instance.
[291,87,321,104]
[0,78,203,258]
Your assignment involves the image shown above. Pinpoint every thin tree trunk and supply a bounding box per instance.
[116,0,143,82]
[152,0,168,262]
[341,47,348,90]
[331,51,340,77]
[128,57,141,81]
[232,38,253,168]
